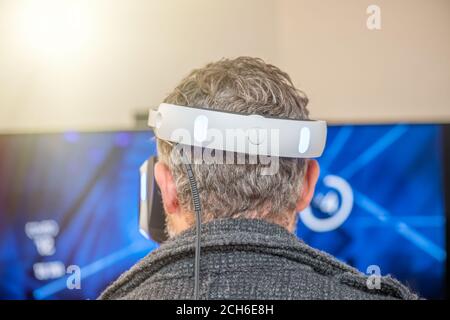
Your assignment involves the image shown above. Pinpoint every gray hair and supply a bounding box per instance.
[157,57,310,228]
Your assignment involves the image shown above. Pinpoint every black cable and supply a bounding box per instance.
[183,158,202,300]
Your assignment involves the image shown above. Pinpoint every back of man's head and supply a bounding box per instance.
[157,56,312,233]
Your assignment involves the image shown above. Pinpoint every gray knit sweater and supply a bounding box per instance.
[99,218,418,300]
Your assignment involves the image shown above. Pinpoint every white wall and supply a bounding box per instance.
[0,0,449,133]
[0,0,279,132]
[278,0,450,123]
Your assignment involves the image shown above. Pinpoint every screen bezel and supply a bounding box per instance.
[442,124,449,299]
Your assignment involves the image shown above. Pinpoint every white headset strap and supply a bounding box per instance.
[148,103,327,158]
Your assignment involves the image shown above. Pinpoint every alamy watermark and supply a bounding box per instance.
[66,265,81,290]
[366,265,382,290]
[366,5,382,30]
[168,127,282,176]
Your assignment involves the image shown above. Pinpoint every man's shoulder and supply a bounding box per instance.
[105,248,419,300]
[281,263,418,300]
[198,250,419,300]
[266,242,419,300]
[103,252,419,300]
[98,218,419,300]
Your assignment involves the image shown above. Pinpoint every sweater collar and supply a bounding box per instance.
[123,218,359,283]
[153,218,357,275]
[173,217,300,243]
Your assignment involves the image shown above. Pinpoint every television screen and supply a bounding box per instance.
[0,124,447,299]
[296,124,446,299]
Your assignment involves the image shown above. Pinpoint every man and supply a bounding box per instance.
[99,57,417,300]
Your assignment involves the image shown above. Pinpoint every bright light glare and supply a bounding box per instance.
[15,0,93,57]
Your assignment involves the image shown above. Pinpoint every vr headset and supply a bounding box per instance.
[139,103,327,244]
[139,156,166,243]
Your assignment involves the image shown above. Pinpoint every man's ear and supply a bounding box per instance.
[154,161,180,215]
[295,159,320,212]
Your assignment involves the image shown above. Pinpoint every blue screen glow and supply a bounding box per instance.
[0,124,446,299]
